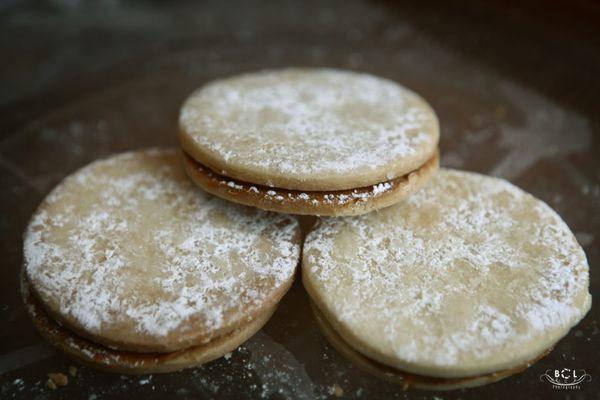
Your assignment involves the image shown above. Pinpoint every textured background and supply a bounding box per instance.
[0,0,598,399]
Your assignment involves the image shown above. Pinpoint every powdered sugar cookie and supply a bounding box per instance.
[309,300,551,390]
[21,272,276,374]
[179,68,439,215]
[23,149,300,362]
[303,169,590,384]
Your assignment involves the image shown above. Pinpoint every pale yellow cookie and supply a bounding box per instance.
[178,68,439,215]
[23,148,301,354]
[303,169,590,379]
[22,272,276,374]
[310,300,551,390]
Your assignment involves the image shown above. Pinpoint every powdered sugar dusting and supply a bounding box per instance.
[304,169,590,372]
[24,148,300,349]
[180,68,438,187]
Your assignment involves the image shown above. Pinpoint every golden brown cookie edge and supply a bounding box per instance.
[309,299,550,390]
[21,270,277,374]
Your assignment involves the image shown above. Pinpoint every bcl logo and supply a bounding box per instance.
[540,368,591,389]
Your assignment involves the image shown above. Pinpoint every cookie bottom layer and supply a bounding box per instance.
[21,272,275,374]
[309,300,550,390]
[182,151,439,216]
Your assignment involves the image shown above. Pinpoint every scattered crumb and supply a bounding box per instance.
[329,384,343,397]
[223,352,232,360]
[47,373,68,387]
[46,379,57,390]
[69,366,78,377]
[139,376,152,385]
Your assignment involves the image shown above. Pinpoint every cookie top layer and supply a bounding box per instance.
[24,149,300,353]
[303,169,590,378]
[179,68,439,191]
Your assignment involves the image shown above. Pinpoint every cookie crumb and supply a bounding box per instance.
[69,366,78,377]
[329,384,343,397]
[139,376,152,385]
[47,373,68,387]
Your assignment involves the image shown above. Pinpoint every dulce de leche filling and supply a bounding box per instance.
[21,273,266,371]
[183,151,439,208]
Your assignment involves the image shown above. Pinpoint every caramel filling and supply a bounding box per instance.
[21,273,269,369]
[183,151,439,207]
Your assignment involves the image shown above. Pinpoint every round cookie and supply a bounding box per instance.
[178,68,439,215]
[23,148,301,354]
[303,169,590,380]
[22,272,276,374]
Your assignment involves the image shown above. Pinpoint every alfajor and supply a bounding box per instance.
[178,68,439,216]
[303,169,591,389]
[22,148,301,374]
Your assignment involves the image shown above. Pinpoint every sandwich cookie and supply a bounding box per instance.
[303,169,591,389]
[309,301,551,390]
[179,68,439,216]
[21,273,276,374]
[23,148,301,373]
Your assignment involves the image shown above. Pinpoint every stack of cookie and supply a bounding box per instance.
[23,69,590,389]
